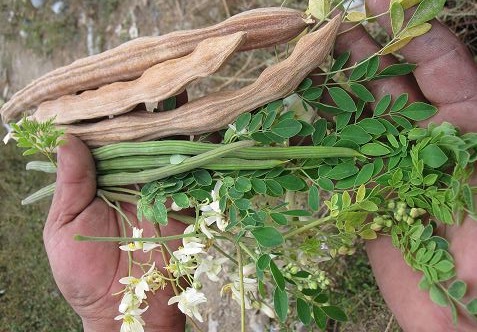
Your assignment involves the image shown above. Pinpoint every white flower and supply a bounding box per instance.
[118,291,141,314]
[3,121,21,144]
[119,276,150,301]
[119,227,160,253]
[194,255,228,282]
[200,181,228,231]
[173,242,205,263]
[182,225,205,245]
[222,277,257,309]
[198,216,215,239]
[115,307,148,332]
[119,264,158,302]
[167,287,207,322]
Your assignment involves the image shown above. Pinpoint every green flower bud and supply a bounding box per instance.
[347,247,356,255]
[290,266,299,274]
[394,212,402,221]
[373,216,384,225]
[387,200,396,209]
[192,281,202,290]
[309,281,318,290]
[406,217,415,225]
[370,223,383,231]
[338,246,348,255]
[397,201,407,210]
[409,208,419,218]
[397,207,406,216]
[385,219,393,228]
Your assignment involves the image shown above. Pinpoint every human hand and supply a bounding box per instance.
[43,134,187,331]
[334,1,477,330]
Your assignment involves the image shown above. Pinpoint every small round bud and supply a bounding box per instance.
[347,247,356,255]
[373,216,384,225]
[387,201,396,209]
[385,219,393,228]
[370,223,382,231]
[409,208,419,218]
[309,281,318,290]
[406,217,415,225]
[397,201,407,210]
[338,246,348,255]
[290,266,299,274]
[192,281,202,290]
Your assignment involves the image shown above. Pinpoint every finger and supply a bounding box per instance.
[46,134,96,228]
[366,237,456,331]
[366,0,477,131]
[334,22,424,103]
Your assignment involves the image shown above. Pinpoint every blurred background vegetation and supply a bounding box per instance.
[0,0,475,331]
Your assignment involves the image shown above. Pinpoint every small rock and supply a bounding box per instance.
[129,22,139,39]
[30,0,45,9]
[51,1,64,14]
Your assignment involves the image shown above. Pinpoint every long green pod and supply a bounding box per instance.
[98,140,255,186]
[93,140,362,160]
[26,161,57,173]
[93,140,224,160]
[97,155,172,171]
[22,183,55,205]
[96,156,285,172]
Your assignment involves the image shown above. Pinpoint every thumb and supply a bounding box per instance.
[46,134,96,227]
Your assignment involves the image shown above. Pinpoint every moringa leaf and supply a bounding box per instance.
[400,102,437,121]
[252,227,284,248]
[328,87,357,112]
[448,280,467,300]
[274,287,288,322]
[407,0,445,28]
[390,1,405,36]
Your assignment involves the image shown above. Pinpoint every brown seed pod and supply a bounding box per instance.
[65,16,341,146]
[1,7,310,123]
[31,32,246,124]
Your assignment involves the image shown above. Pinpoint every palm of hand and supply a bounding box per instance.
[43,136,185,330]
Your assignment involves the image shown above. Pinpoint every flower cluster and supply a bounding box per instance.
[115,263,167,332]
[115,228,165,332]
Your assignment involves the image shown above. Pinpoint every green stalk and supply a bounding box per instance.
[237,243,246,332]
[74,233,204,243]
[98,189,138,205]
[283,216,332,239]
[98,140,255,186]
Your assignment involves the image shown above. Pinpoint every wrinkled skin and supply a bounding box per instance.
[42,2,477,331]
[334,1,477,331]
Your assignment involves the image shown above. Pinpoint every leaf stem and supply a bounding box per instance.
[283,216,332,239]
[237,243,246,332]
[74,233,204,243]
